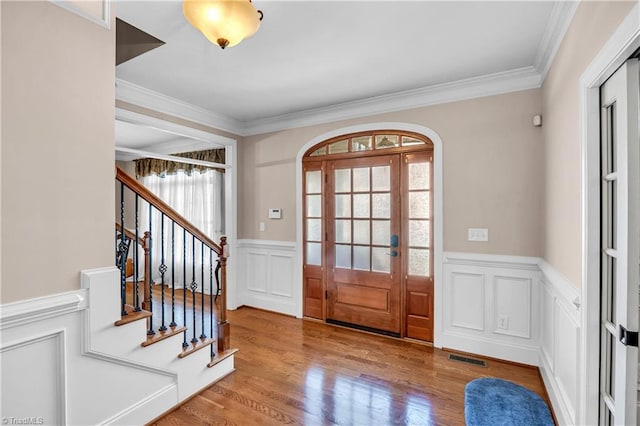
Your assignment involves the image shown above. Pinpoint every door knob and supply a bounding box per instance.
[386,251,398,257]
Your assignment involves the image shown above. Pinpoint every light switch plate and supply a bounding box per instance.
[468,228,489,242]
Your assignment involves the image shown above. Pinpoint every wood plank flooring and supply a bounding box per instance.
[151,307,550,425]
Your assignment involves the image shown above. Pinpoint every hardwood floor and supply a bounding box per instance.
[151,307,550,425]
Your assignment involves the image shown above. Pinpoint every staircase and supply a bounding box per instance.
[79,166,237,422]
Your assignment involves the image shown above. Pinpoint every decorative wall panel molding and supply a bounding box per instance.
[236,240,299,316]
[538,259,581,426]
[442,252,540,365]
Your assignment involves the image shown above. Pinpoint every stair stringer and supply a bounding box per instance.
[81,267,235,419]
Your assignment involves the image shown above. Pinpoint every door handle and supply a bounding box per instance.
[619,325,639,347]
[386,251,398,257]
[390,235,399,248]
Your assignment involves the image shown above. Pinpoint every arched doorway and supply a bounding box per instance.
[300,129,435,341]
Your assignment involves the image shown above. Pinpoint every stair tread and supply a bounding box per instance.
[207,348,238,368]
[114,305,152,326]
[141,326,187,347]
[178,337,215,359]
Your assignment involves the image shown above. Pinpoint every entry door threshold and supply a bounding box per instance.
[326,318,401,338]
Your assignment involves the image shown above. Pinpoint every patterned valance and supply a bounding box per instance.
[135,149,225,178]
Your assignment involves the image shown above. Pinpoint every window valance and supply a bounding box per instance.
[135,149,225,178]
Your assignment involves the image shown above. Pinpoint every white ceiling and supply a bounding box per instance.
[115,1,576,136]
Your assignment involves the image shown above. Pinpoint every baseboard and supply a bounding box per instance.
[441,330,539,366]
[98,384,178,426]
[539,356,574,425]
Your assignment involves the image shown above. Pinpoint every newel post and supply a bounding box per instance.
[217,236,230,352]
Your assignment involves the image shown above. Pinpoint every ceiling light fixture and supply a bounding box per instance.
[183,0,263,50]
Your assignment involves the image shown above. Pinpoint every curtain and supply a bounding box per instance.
[139,168,224,289]
[135,148,225,178]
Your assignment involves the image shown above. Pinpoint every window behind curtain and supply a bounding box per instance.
[140,169,224,287]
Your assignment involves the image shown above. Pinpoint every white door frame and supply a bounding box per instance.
[295,123,445,346]
[114,107,240,310]
[579,4,640,424]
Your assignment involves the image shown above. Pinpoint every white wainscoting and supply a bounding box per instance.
[538,260,581,426]
[236,240,299,317]
[442,252,541,366]
[0,266,234,425]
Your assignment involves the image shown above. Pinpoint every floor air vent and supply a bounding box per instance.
[447,353,487,367]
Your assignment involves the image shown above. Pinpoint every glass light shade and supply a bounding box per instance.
[183,0,261,49]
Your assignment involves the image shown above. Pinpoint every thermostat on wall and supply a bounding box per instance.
[268,208,282,219]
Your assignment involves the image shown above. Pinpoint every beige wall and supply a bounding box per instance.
[1,1,115,303]
[242,89,544,257]
[542,1,635,288]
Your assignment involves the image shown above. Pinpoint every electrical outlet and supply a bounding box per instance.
[259,222,265,232]
[497,315,509,330]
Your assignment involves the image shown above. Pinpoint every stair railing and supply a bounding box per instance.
[115,166,229,357]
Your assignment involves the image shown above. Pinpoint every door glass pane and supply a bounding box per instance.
[372,220,390,246]
[372,193,390,218]
[307,218,321,241]
[353,246,370,271]
[372,166,390,191]
[408,248,429,276]
[307,195,321,217]
[335,220,351,244]
[409,220,429,247]
[306,170,322,193]
[335,194,351,218]
[353,194,370,218]
[409,191,429,218]
[402,136,424,147]
[310,146,326,157]
[328,139,349,154]
[306,242,321,265]
[375,135,399,149]
[353,167,370,192]
[335,169,351,193]
[351,136,372,152]
[372,247,390,273]
[335,245,351,269]
[408,163,430,190]
[353,220,370,244]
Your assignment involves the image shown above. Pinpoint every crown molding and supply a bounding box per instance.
[243,66,542,135]
[117,67,541,137]
[115,3,578,137]
[534,0,579,83]
[116,79,245,136]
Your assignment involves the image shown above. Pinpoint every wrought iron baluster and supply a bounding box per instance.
[134,193,140,312]
[158,213,167,332]
[119,183,127,317]
[190,235,198,344]
[210,249,214,358]
[200,242,206,340]
[183,228,188,348]
[170,221,176,328]
[147,203,155,336]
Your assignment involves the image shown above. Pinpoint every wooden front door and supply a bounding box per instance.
[326,155,401,334]
[302,131,434,341]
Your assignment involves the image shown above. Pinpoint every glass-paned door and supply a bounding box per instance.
[598,58,639,426]
[303,162,324,319]
[403,152,433,340]
[326,155,402,334]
